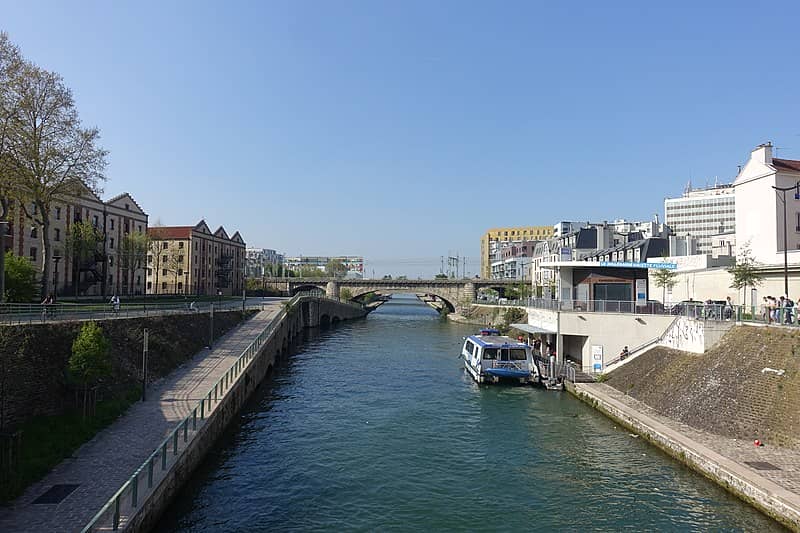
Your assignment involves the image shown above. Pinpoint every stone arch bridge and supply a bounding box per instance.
[261,278,525,311]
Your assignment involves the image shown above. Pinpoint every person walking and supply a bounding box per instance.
[724,296,734,320]
[110,294,120,314]
[619,346,630,360]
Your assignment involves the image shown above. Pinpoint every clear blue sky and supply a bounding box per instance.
[3,1,800,277]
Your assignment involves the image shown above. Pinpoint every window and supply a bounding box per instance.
[147,268,152,276]
[124,222,129,233]
[55,207,61,220]
[179,242,184,249]
[110,219,114,230]
[93,215,99,227]
[162,242,168,249]
[136,275,141,285]
[125,203,130,210]
[483,348,497,360]
[30,247,37,261]
[162,255,167,262]
[177,282,183,291]
[161,282,167,290]
[30,227,37,238]
[138,225,142,232]
[162,269,167,276]
[147,281,152,289]
[147,255,153,264]
[178,255,184,263]
[109,256,114,266]
[54,228,60,241]
[178,269,183,276]
[110,237,115,249]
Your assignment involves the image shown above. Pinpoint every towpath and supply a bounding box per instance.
[0,299,285,533]
[575,382,800,530]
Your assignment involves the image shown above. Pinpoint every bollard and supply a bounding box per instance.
[214,384,218,401]
[162,442,167,470]
[183,419,188,442]
[193,408,197,430]
[173,430,178,455]
[200,399,205,419]
[132,474,138,508]
[148,456,154,488]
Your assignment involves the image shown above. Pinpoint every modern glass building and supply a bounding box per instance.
[664,184,735,255]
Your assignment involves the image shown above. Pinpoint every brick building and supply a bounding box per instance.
[3,186,149,297]
[146,220,246,296]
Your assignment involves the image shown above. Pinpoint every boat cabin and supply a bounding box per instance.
[462,335,540,385]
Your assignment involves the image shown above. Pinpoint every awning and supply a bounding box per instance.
[509,323,556,335]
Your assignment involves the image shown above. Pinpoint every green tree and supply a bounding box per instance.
[119,231,150,295]
[68,321,111,420]
[4,60,108,297]
[728,243,763,311]
[0,33,24,220]
[325,258,348,278]
[64,220,103,297]
[3,251,38,302]
[652,268,678,303]
[339,288,353,300]
[434,273,448,279]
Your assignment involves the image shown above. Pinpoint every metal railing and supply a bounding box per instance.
[0,299,271,325]
[533,353,575,382]
[81,291,342,532]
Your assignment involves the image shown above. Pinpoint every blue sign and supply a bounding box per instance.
[598,261,677,270]
[593,363,602,372]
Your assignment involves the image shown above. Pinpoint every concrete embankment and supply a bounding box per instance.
[568,325,800,531]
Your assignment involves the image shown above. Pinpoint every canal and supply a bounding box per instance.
[158,295,782,531]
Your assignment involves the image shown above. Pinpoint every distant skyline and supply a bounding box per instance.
[3,0,800,277]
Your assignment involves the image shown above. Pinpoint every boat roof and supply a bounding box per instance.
[468,335,528,349]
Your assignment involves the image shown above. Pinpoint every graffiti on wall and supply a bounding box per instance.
[660,317,705,354]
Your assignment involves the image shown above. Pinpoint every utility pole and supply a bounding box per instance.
[142,329,149,401]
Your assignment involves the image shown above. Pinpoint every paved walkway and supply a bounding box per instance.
[576,382,800,529]
[0,301,285,533]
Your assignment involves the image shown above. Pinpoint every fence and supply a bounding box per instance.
[79,291,341,532]
[0,299,276,326]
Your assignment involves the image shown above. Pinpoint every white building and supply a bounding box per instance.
[246,248,284,278]
[665,183,735,255]
[285,255,364,277]
[735,142,800,267]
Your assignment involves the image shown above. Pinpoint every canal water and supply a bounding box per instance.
[158,296,781,532]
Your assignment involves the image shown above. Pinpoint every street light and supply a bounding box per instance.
[772,181,800,297]
[52,254,62,300]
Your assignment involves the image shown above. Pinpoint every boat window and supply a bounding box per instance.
[510,348,527,360]
[465,340,476,354]
[499,349,509,361]
[483,348,497,360]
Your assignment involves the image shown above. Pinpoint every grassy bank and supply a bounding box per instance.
[1,387,141,502]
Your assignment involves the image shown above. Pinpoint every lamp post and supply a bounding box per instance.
[772,181,800,297]
[52,254,62,300]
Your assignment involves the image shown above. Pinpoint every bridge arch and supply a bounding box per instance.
[348,287,456,313]
[290,283,326,295]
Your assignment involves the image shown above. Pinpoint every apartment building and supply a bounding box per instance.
[4,186,148,297]
[284,255,364,277]
[480,226,553,279]
[246,248,285,278]
[665,182,735,255]
[147,220,246,296]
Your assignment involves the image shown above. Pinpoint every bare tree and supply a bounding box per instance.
[120,231,150,295]
[4,62,108,296]
[148,239,164,295]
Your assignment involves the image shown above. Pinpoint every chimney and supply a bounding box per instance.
[752,141,773,165]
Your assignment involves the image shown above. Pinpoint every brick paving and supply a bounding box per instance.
[579,382,800,525]
[0,301,284,533]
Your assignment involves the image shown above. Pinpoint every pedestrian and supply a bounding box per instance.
[619,346,629,360]
[110,294,120,314]
[724,296,733,320]
[784,295,795,324]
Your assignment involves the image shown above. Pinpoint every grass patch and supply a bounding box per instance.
[0,387,140,502]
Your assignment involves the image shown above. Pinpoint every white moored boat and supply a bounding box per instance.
[461,329,541,385]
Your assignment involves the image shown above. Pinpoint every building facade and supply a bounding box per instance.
[734,142,800,266]
[147,220,246,296]
[480,226,553,279]
[284,255,364,277]
[4,187,149,298]
[246,248,285,278]
[665,182,735,256]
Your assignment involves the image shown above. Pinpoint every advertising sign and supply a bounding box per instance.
[635,278,647,307]
[599,261,677,270]
[591,345,603,372]
[560,247,572,262]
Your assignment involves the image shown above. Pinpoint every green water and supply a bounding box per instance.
[158,296,782,532]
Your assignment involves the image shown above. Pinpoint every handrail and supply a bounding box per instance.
[80,292,341,532]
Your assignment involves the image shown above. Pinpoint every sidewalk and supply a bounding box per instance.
[0,301,284,533]
[574,382,800,530]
